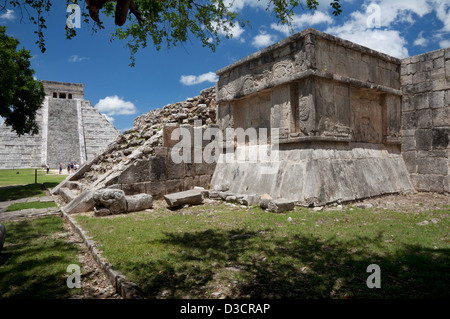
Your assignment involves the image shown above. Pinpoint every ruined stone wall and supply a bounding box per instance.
[212,28,412,205]
[108,125,217,199]
[401,48,450,193]
[81,100,119,163]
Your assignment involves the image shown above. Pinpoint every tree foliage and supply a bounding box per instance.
[0,26,45,136]
[1,0,342,66]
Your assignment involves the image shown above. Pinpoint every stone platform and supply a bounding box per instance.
[211,143,412,206]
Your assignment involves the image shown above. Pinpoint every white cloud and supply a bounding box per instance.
[435,0,450,32]
[440,39,450,48]
[95,96,137,116]
[68,55,88,63]
[252,31,278,49]
[0,9,16,21]
[211,21,245,40]
[223,0,269,12]
[180,72,218,86]
[324,1,421,58]
[271,11,333,36]
[414,31,428,47]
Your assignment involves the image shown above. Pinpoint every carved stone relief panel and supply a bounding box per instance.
[350,88,383,143]
[314,79,351,138]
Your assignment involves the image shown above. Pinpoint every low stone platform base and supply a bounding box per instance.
[210,143,413,206]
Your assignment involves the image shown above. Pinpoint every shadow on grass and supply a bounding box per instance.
[120,229,449,299]
[0,217,81,298]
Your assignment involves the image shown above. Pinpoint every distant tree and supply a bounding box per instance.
[0,26,45,136]
[1,0,342,66]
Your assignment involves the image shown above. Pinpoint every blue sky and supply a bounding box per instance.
[0,0,449,132]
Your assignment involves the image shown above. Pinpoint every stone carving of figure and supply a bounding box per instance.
[93,188,127,214]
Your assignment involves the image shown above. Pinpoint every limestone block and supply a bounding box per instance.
[258,194,273,209]
[121,182,146,195]
[429,91,445,108]
[410,174,430,191]
[402,151,417,173]
[60,187,77,203]
[413,93,429,110]
[164,189,203,208]
[166,157,186,180]
[432,79,447,91]
[429,175,444,193]
[199,175,211,188]
[445,48,450,60]
[183,176,194,191]
[402,111,417,130]
[163,125,182,148]
[165,179,184,194]
[93,189,127,215]
[126,194,153,212]
[238,194,258,206]
[63,189,95,214]
[145,181,166,199]
[149,156,167,180]
[432,128,450,149]
[0,224,6,254]
[446,60,450,78]
[415,129,433,151]
[417,157,448,175]
[417,109,432,128]
[267,199,295,213]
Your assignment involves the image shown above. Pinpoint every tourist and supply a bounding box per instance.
[46,164,49,174]
[59,163,62,174]
[67,163,70,174]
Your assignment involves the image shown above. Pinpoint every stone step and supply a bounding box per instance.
[59,187,77,203]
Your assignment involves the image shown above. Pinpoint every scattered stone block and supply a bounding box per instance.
[258,194,273,209]
[238,194,258,206]
[126,194,153,212]
[164,189,203,208]
[267,199,295,213]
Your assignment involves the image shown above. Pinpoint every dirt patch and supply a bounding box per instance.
[347,192,450,213]
[62,220,121,299]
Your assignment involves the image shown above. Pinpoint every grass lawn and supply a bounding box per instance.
[75,202,450,299]
[6,201,58,212]
[0,216,82,298]
[0,168,66,187]
[0,169,66,202]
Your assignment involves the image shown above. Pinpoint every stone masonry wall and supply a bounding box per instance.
[401,48,450,193]
[0,108,44,169]
[0,81,119,169]
[81,100,119,163]
[109,124,217,199]
[46,97,82,167]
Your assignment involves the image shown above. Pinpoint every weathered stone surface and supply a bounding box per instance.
[126,194,153,212]
[93,189,127,215]
[59,187,77,203]
[63,189,95,214]
[164,189,203,208]
[267,199,295,213]
[0,224,5,254]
